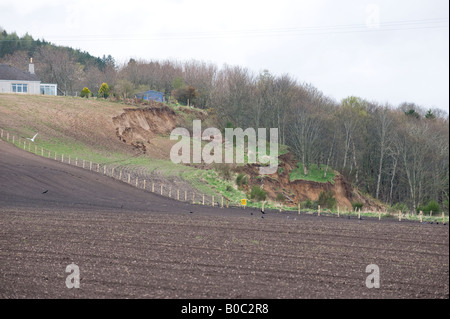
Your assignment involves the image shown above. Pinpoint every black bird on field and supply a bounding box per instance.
[190,211,194,214]
[42,190,48,194]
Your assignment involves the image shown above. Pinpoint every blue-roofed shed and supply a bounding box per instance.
[135,90,164,103]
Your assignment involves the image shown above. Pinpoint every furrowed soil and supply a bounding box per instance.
[0,140,448,299]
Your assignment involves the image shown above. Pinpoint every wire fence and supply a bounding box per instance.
[1,127,449,223]
[0,127,243,209]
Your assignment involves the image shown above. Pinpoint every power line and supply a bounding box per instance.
[1,18,448,42]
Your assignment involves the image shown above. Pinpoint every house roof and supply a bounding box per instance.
[0,63,40,81]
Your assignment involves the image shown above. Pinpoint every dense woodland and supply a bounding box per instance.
[1,29,448,212]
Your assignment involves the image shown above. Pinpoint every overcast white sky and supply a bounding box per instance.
[1,0,448,112]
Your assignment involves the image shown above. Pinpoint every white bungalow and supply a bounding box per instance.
[0,59,57,95]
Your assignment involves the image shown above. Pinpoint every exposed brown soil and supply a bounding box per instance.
[0,140,448,299]
[113,107,179,143]
[241,153,384,211]
[112,105,210,158]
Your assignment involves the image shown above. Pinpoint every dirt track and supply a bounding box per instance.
[0,140,448,299]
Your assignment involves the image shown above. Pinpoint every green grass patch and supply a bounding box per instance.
[290,163,336,184]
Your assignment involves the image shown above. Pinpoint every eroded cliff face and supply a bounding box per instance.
[240,153,385,211]
[112,106,384,211]
[113,106,178,143]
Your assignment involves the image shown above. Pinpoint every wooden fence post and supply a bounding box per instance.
[24,140,26,149]
[318,205,321,217]
[358,208,361,220]
[90,162,92,171]
[337,206,340,217]
[192,193,195,204]
[48,150,50,158]
[212,196,214,207]
[443,212,445,224]
[128,173,131,184]
[419,211,423,223]
[379,211,381,221]
[12,135,15,144]
[41,147,43,156]
[143,180,146,190]
[83,160,85,169]
[177,189,179,200]
[398,210,402,222]
[202,195,205,205]
[61,154,64,162]
[298,203,301,215]
[185,190,187,201]
[160,185,163,195]
[262,201,265,213]
[152,182,154,192]
[97,163,99,172]
[136,177,138,187]
[169,187,172,197]
[221,196,224,208]
[104,165,106,175]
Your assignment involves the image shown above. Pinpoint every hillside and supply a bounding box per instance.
[0,94,383,211]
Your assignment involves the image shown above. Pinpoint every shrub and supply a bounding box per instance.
[302,198,316,209]
[226,185,233,192]
[80,87,91,98]
[171,85,198,105]
[250,186,267,202]
[317,190,336,209]
[236,173,248,188]
[352,202,364,211]
[99,82,110,99]
[418,200,441,214]
[388,202,409,214]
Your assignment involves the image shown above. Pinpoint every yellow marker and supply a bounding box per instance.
[241,199,247,206]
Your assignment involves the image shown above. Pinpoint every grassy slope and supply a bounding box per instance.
[0,94,249,202]
[290,163,337,184]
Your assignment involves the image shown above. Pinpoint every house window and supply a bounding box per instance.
[40,84,57,96]
[12,83,28,93]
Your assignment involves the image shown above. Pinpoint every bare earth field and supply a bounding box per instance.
[0,140,448,299]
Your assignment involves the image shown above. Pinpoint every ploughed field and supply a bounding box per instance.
[0,140,448,299]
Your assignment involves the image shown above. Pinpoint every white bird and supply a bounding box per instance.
[27,133,38,142]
